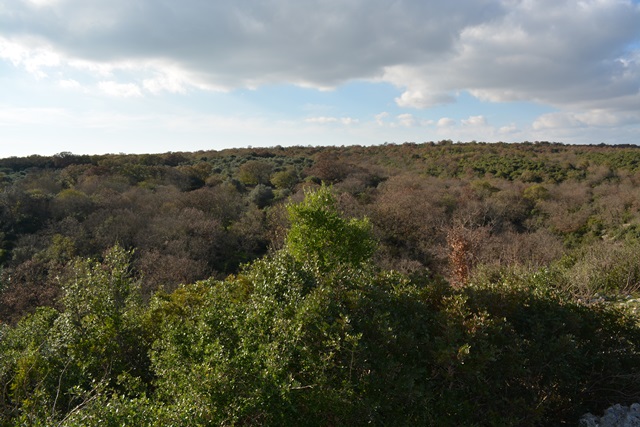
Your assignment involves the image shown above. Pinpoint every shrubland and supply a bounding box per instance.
[1,142,640,425]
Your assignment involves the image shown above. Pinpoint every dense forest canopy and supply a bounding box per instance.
[2,140,640,320]
[1,141,640,425]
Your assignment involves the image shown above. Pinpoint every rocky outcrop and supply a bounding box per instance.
[580,404,640,427]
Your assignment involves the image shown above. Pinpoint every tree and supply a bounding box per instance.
[270,168,299,190]
[285,185,376,271]
[307,152,349,183]
[248,183,274,208]
[55,246,150,390]
[238,160,273,186]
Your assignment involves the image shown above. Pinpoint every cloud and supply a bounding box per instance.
[143,71,188,95]
[98,81,142,98]
[533,110,640,130]
[375,112,389,126]
[304,116,358,125]
[394,86,456,108]
[58,78,81,90]
[437,118,456,128]
[0,0,499,89]
[0,37,61,78]
[396,113,416,127]
[383,0,640,119]
[0,0,639,129]
[24,0,62,8]
[499,124,518,135]
[462,115,487,127]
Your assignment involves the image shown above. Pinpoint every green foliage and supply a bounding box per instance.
[470,179,500,198]
[285,185,376,271]
[559,240,640,297]
[60,394,167,427]
[0,307,60,425]
[1,212,640,425]
[3,143,640,425]
[237,160,273,185]
[465,267,640,422]
[270,168,299,190]
[248,183,274,208]
[0,246,152,426]
[523,183,550,201]
[56,246,148,384]
[145,250,640,425]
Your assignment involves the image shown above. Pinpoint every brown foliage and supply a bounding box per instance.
[447,227,471,288]
[0,259,60,324]
[307,152,350,183]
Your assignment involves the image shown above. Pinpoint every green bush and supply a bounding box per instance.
[285,185,376,272]
[0,247,152,426]
[465,267,640,423]
[561,240,640,297]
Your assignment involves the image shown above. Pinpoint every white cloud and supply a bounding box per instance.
[397,113,416,127]
[143,74,187,95]
[98,81,142,98]
[24,0,63,8]
[438,118,456,128]
[499,124,518,135]
[375,112,389,126]
[382,0,640,122]
[0,38,29,66]
[304,116,357,125]
[533,110,640,130]
[58,79,81,90]
[305,116,338,124]
[462,115,487,127]
[0,37,60,78]
[0,0,499,90]
[573,110,640,127]
[1,0,637,112]
[340,117,358,125]
[394,87,455,109]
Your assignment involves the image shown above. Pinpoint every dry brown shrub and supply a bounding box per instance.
[135,250,209,297]
[371,175,457,270]
[445,223,491,288]
[540,182,594,233]
[307,152,350,183]
[474,229,564,268]
[0,259,61,324]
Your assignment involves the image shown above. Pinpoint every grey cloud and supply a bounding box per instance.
[2,0,639,122]
[386,0,640,116]
[1,0,502,87]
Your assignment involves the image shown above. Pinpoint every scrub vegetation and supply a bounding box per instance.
[2,141,640,425]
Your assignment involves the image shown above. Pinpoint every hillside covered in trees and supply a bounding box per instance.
[2,141,640,425]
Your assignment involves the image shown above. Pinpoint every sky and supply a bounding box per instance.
[1,0,640,157]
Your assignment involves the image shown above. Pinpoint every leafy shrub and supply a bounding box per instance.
[465,267,640,423]
[248,183,274,208]
[285,185,375,271]
[561,240,640,298]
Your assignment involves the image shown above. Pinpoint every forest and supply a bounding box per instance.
[1,141,640,425]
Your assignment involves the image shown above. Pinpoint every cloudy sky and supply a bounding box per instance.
[1,0,639,157]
